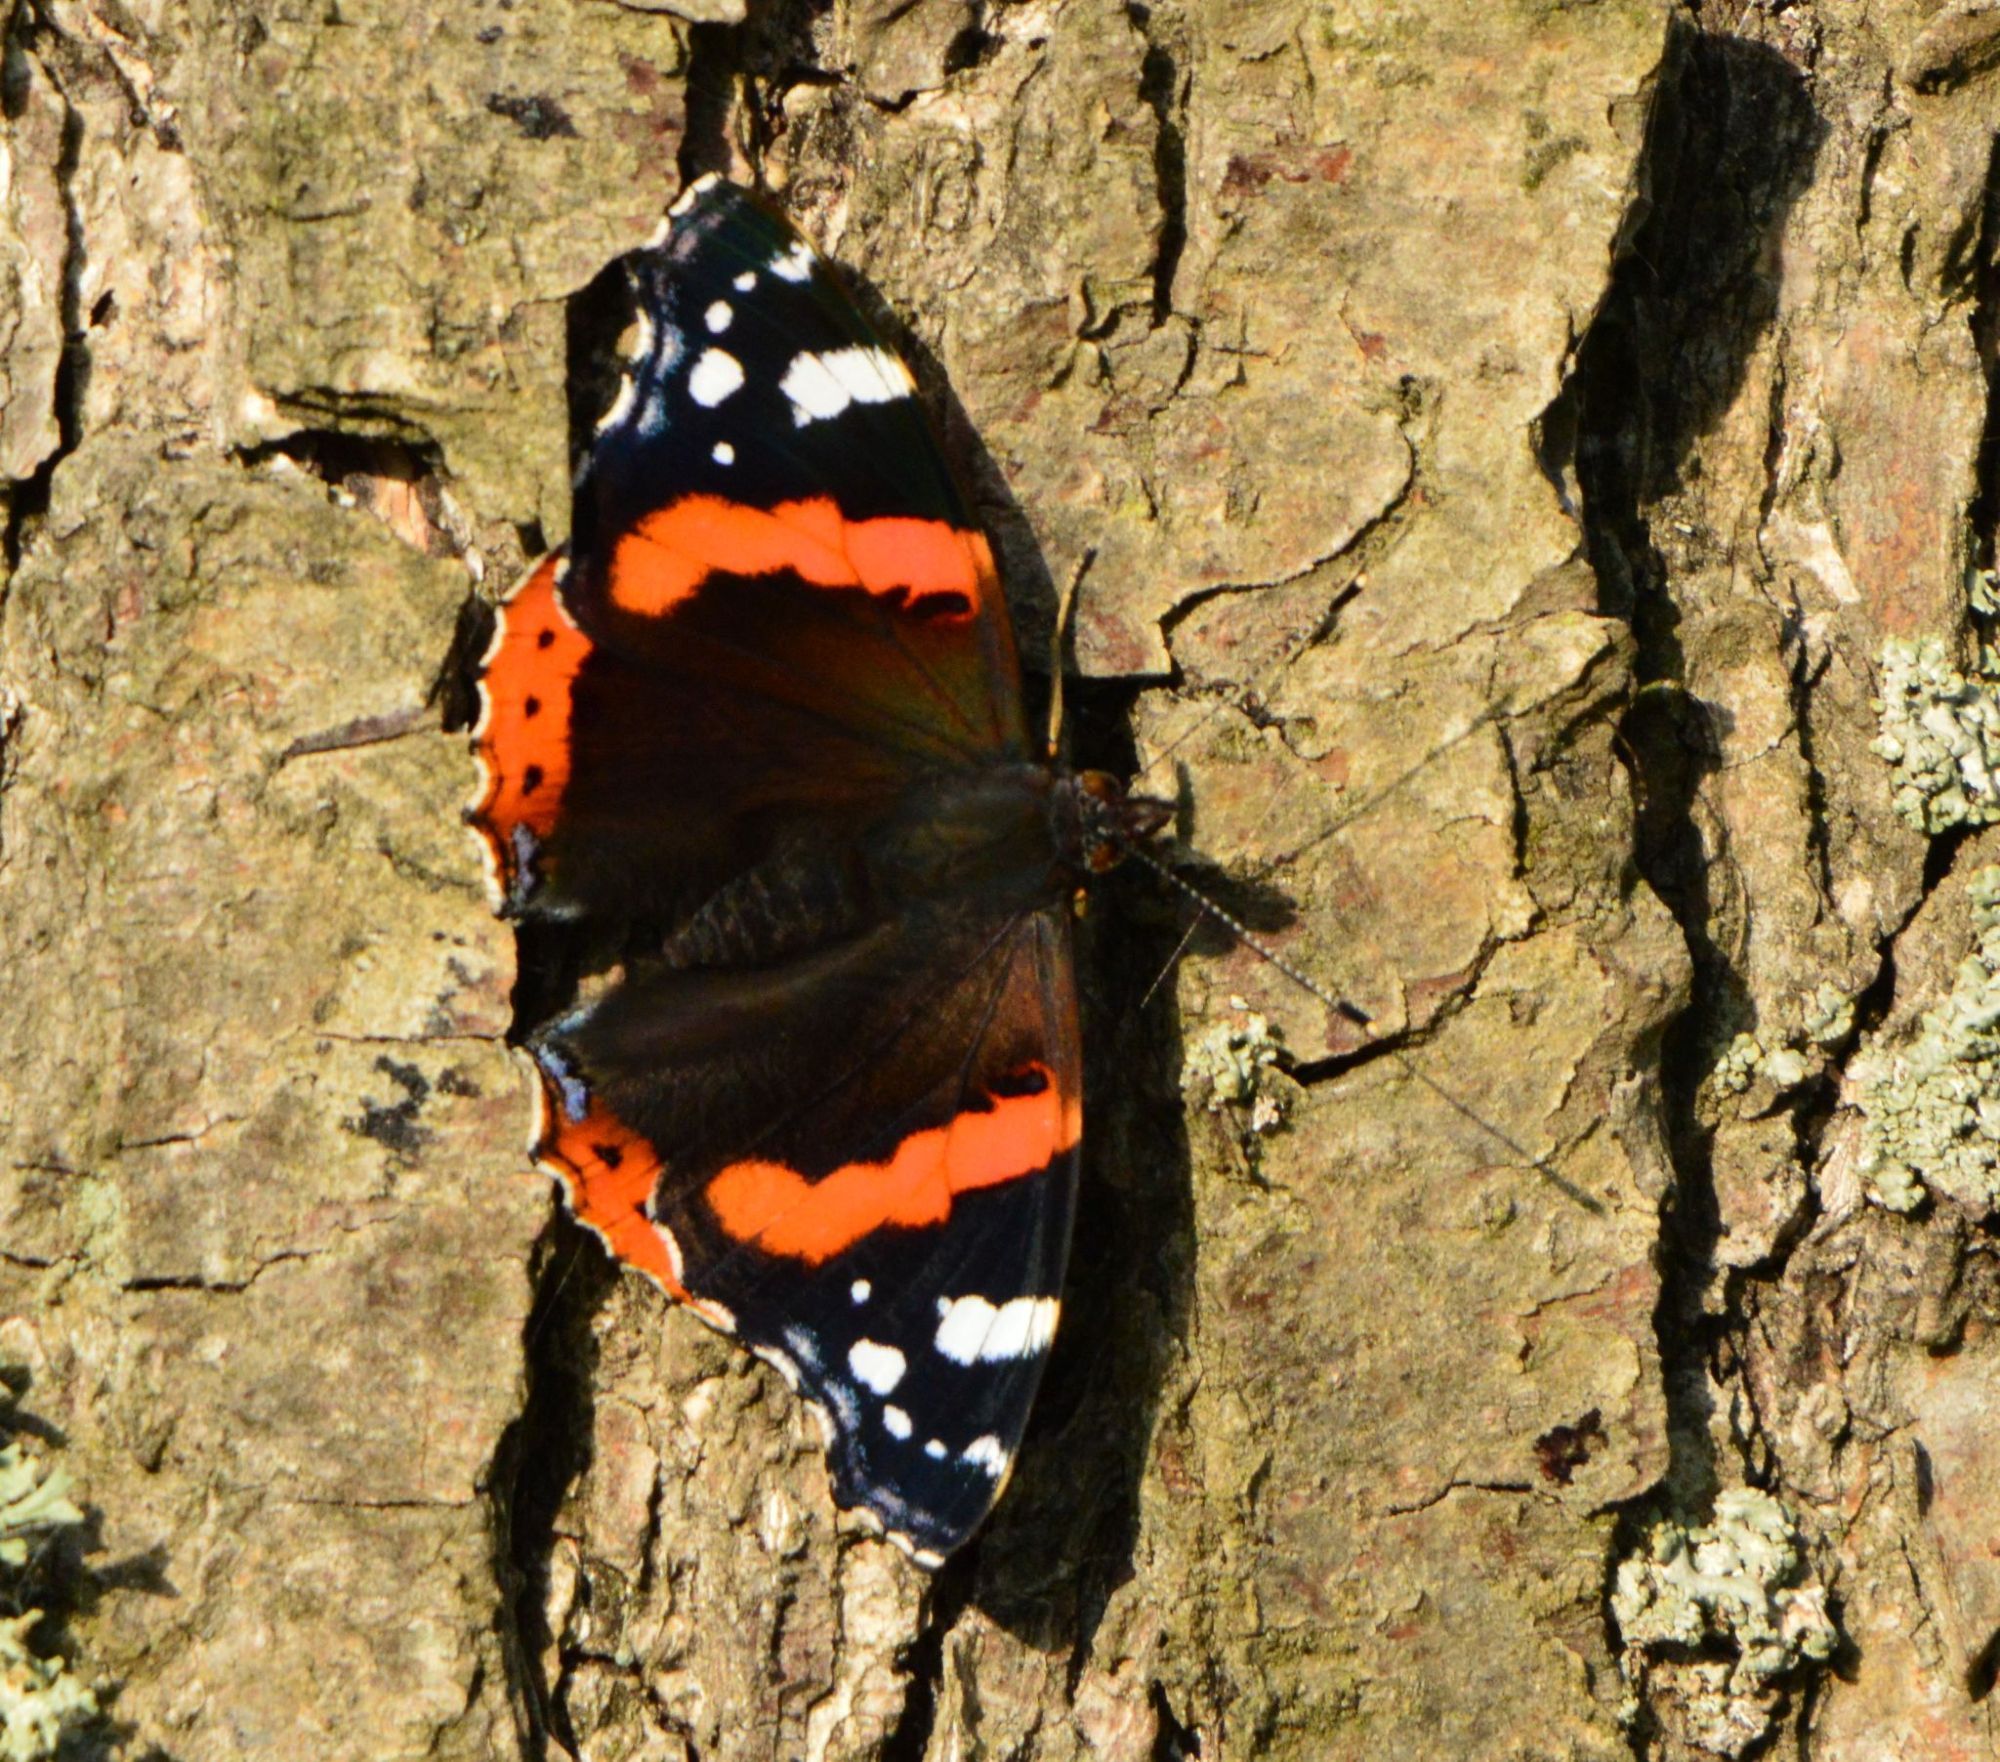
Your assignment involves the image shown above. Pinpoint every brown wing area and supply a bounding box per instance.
[469,527,1025,924]
[528,902,1078,1312]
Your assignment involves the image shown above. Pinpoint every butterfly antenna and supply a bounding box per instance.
[525,1234,589,1351]
[1118,839,1605,1216]
[1140,907,1208,1015]
[1045,547,1095,759]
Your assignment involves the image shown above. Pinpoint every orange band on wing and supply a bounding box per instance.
[609,495,994,618]
[703,1065,1080,1264]
[469,554,592,893]
[535,1082,692,1301]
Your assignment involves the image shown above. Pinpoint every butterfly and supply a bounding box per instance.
[468,173,1168,1564]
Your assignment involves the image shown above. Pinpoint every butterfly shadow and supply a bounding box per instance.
[897,702,1297,1682]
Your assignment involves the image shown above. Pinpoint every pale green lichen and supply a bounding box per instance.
[0,1420,95,1761]
[0,1452,81,1574]
[1710,1030,1808,1098]
[1612,1488,1836,1758]
[1871,635,2000,832]
[1800,983,1855,1049]
[1708,987,1855,1107]
[1181,998,1287,1135]
[1712,1032,1764,1097]
[1,1615,97,1762]
[1854,866,2000,1213]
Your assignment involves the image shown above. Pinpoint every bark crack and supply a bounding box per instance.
[1127,1,1188,325]
[1569,16,1838,1753]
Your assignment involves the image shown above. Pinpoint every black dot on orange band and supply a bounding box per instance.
[595,1142,623,1168]
[523,764,545,795]
[537,628,556,649]
[990,1063,1052,1097]
[524,695,541,717]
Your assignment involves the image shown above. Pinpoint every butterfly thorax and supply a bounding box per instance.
[863,762,1063,906]
[869,763,1172,903]
[658,764,1168,975]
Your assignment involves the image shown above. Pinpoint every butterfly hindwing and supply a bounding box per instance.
[532,900,1080,1561]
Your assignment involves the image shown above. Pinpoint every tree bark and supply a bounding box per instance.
[1,0,1996,1758]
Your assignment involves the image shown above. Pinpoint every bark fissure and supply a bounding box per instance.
[1968,132,2000,581]
[491,1219,609,1762]
[1128,1,1188,325]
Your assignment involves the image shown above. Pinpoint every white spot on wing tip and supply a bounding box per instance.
[962,1435,1008,1478]
[704,299,733,334]
[924,1439,947,1460]
[668,172,720,219]
[770,238,814,282]
[850,1278,871,1305]
[847,1339,907,1395]
[882,1404,913,1440]
[779,345,913,426]
[711,441,735,466]
[933,1294,1061,1364]
[688,348,745,408]
[733,269,756,292]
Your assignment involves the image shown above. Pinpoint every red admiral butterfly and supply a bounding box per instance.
[469,174,1168,1563]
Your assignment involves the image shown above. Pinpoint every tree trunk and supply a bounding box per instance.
[2,0,1996,1757]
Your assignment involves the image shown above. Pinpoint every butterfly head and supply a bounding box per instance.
[1061,769,1174,876]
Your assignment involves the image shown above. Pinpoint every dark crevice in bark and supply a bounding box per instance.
[1966,133,2000,583]
[1127,2,1188,324]
[879,1563,970,1762]
[1,16,85,574]
[677,23,740,185]
[942,24,1000,76]
[737,0,840,171]
[1567,16,1826,1737]
[231,428,445,486]
[1968,1624,2000,1703]
[490,1220,615,1762]
[1150,1679,1202,1759]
